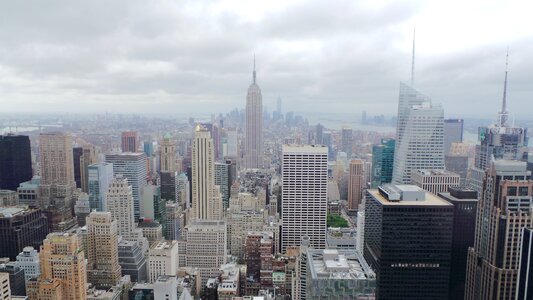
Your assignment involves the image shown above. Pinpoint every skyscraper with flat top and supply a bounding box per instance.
[244,59,263,169]
[0,134,32,191]
[281,145,328,253]
[121,131,139,153]
[191,125,222,221]
[392,83,445,184]
[347,159,364,212]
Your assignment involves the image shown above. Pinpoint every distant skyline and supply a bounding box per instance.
[0,0,532,118]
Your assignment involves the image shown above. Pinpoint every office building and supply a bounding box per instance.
[118,239,147,283]
[0,262,25,296]
[244,60,264,169]
[392,83,445,184]
[80,145,96,193]
[215,161,230,210]
[39,232,87,300]
[148,240,179,283]
[411,169,461,195]
[371,139,395,188]
[73,147,84,189]
[15,246,40,282]
[121,131,139,153]
[0,207,48,261]
[445,142,469,184]
[138,219,163,246]
[26,277,63,299]
[518,227,533,300]
[465,160,533,300]
[437,187,478,300]
[0,190,16,206]
[444,119,464,155]
[160,133,176,172]
[0,135,32,191]
[165,202,182,240]
[364,185,453,299]
[183,220,227,285]
[105,152,147,220]
[227,211,264,259]
[341,127,353,157]
[74,193,91,227]
[86,211,122,289]
[347,159,364,212]
[88,162,114,211]
[0,272,9,299]
[17,176,41,207]
[191,125,222,221]
[306,249,376,299]
[281,145,328,253]
[39,132,75,188]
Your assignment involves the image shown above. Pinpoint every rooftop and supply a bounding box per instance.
[371,186,453,206]
[307,249,375,281]
[0,206,31,218]
[414,169,460,177]
[282,144,328,153]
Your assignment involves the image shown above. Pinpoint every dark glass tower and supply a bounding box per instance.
[73,147,83,189]
[0,135,32,191]
[364,185,454,299]
[371,139,395,188]
[518,227,533,300]
[0,207,48,261]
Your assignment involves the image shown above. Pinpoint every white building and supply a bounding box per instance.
[15,246,40,282]
[148,240,179,283]
[105,152,147,220]
[411,169,461,195]
[0,273,10,299]
[281,145,328,253]
[392,83,445,184]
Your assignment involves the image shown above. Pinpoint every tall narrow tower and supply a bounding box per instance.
[244,57,264,169]
[191,125,222,221]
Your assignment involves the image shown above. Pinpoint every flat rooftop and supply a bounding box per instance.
[308,249,375,281]
[368,189,453,206]
[0,206,30,217]
[282,144,328,153]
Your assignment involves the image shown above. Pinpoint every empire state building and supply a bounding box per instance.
[244,59,263,169]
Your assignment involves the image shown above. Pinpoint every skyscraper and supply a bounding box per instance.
[105,152,147,220]
[191,125,222,221]
[341,127,353,157]
[392,83,445,184]
[347,159,364,212]
[518,228,533,299]
[86,211,122,289]
[87,162,114,211]
[214,161,230,210]
[443,119,464,155]
[160,133,176,172]
[281,145,328,253]
[465,160,533,299]
[39,232,87,300]
[105,176,135,238]
[0,207,48,261]
[364,185,453,299]
[0,135,32,191]
[371,139,395,188]
[73,147,84,189]
[244,59,264,169]
[121,131,139,153]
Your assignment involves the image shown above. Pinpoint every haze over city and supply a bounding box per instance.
[1,0,532,118]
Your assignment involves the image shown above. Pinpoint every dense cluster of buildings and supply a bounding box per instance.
[0,52,531,300]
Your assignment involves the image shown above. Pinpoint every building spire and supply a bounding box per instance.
[411,27,415,87]
[499,47,509,127]
[253,53,256,84]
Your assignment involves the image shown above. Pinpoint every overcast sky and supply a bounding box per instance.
[0,0,531,119]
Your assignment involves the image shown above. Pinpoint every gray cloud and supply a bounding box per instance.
[0,0,531,119]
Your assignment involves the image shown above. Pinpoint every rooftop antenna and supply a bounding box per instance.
[499,47,509,127]
[411,28,416,87]
[253,53,256,84]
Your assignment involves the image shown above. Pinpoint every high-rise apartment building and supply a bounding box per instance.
[281,145,328,253]
[105,152,147,220]
[191,125,222,221]
[86,211,122,289]
[444,119,464,155]
[39,232,87,300]
[465,160,533,299]
[411,169,461,195]
[392,83,445,184]
[371,139,395,188]
[364,185,453,299]
[437,187,478,300]
[121,131,139,153]
[0,134,32,191]
[0,207,48,261]
[347,159,364,212]
[244,61,264,169]
[88,162,114,211]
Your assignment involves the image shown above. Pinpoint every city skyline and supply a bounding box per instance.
[0,1,532,118]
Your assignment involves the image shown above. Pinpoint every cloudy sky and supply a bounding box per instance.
[0,0,531,118]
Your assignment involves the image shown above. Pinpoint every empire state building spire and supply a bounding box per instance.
[244,55,264,169]
[499,48,510,127]
[253,54,256,84]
